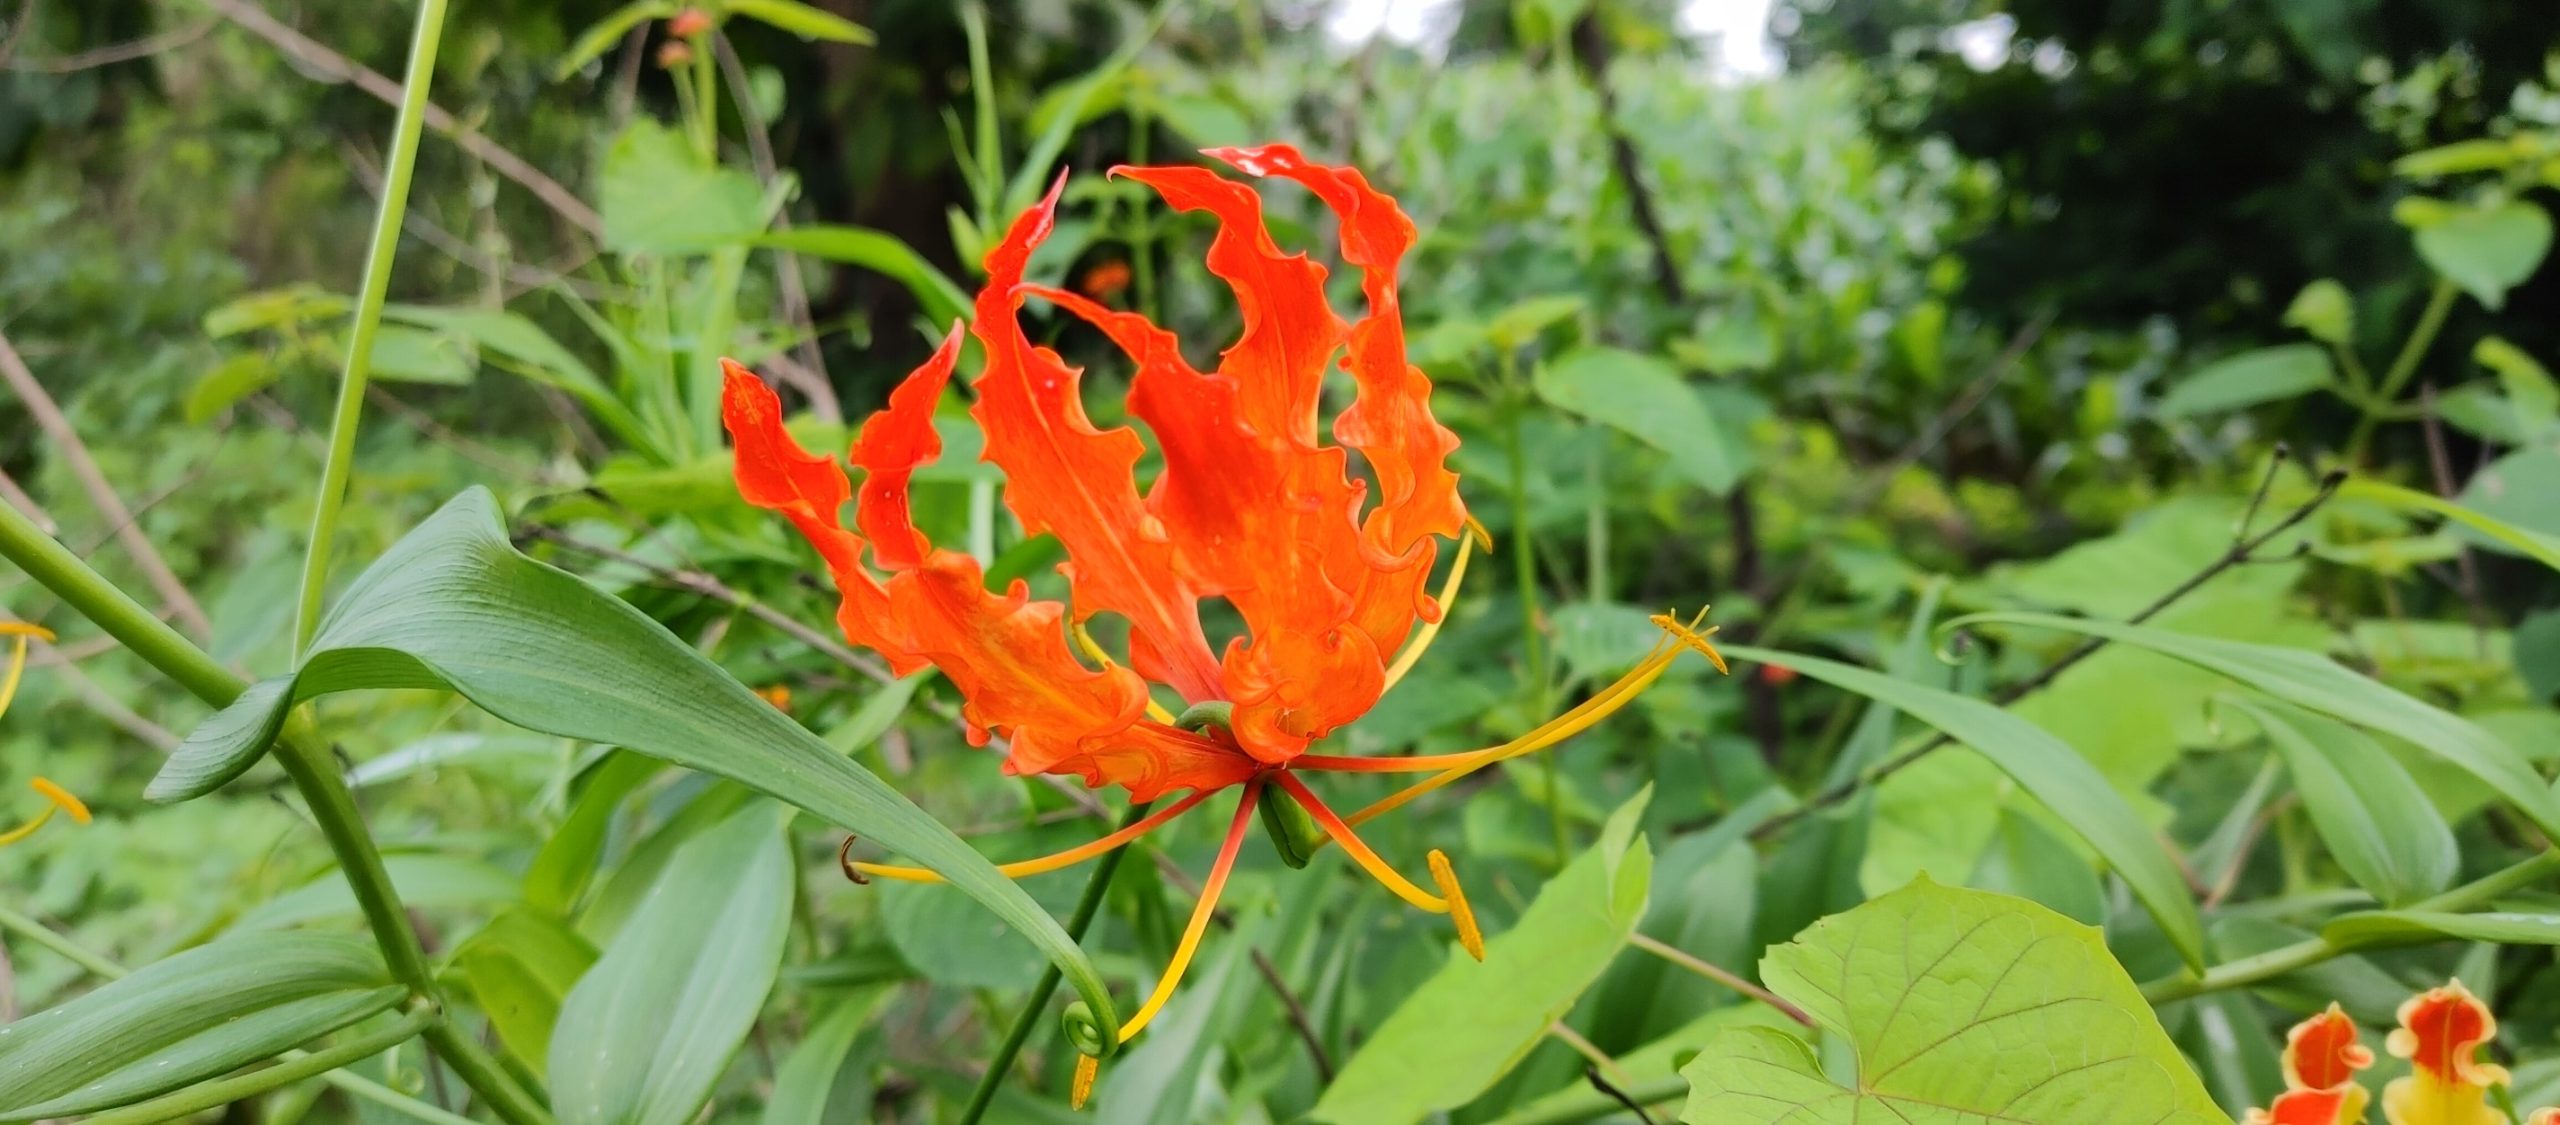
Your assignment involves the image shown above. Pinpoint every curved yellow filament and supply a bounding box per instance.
[1072,620,1180,726]
[846,787,1218,883]
[1271,771,1447,913]
[1379,520,1491,695]
[1117,779,1261,1043]
[0,622,53,717]
[0,778,87,847]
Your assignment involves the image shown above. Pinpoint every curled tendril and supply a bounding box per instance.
[1172,700,1234,734]
[836,835,870,885]
[1061,999,1115,1059]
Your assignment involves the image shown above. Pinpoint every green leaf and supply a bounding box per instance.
[2395,138,2527,178]
[554,2,679,80]
[2282,279,2355,347]
[185,354,279,424]
[230,853,521,932]
[524,751,663,917]
[2323,910,2560,951]
[762,985,897,1125]
[751,227,971,326]
[2225,698,2456,905]
[1486,294,1586,350]
[2350,476,2560,571]
[2412,200,2554,310]
[154,487,1121,1035]
[1312,789,1655,1125]
[1947,610,2560,838]
[366,325,474,385]
[382,305,639,441]
[1720,643,2207,969]
[551,803,795,1125]
[0,933,400,1121]
[2156,343,2334,418]
[722,0,874,43]
[1678,879,2221,1124]
[453,909,598,1080]
[601,120,770,255]
[1535,347,1744,495]
[2475,336,2559,435]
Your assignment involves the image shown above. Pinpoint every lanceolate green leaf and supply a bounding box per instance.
[1535,347,1744,495]
[750,227,971,325]
[2224,697,2456,906]
[0,933,400,1121]
[1313,790,1655,1125]
[2323,910,2560,951]
[722,0,874,43]
[2346,477,2560,572]
[1679,879,2221,1123]
[151,487,1122,1035]
[1947,611,2560,838]
[551,803,795,1125]
[1720,644,2208,970]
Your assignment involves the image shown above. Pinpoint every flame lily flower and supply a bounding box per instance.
[721,144,1724,1096]
[0,622,87,848]
[2250,981,2552,1125]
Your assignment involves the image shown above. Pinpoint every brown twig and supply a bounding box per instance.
[0,329,215,640]
[185,0,604,236]
[1581,1064,1661,1125]
[47,656,183,752]
[341,139,608,300]
[1748,454,2344,842]
[2,16,216,72]
[1251,947,1336,1081]
[713,29,840,424]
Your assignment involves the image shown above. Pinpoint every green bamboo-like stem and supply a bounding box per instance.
[0,904,480,1125]
[957,800,1153,1125]
[0,501,552,1125]
[292,0,451,657]
[82,1006,439,1125]
[2140,849,2560,1004]
[2345,276,2459,459]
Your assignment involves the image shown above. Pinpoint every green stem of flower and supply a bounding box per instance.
[293,0,450,658]
[2139,849,2560,1005]
[0,500,553,1125]
[83,1006,439,1125]
[0,905,480,1125]
[2346,276,2458,461]
[957,800,1154,1125]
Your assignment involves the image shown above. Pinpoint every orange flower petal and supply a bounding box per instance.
[847,323,964,570]
[1208,143,1467,655]
[724,361,1176,788]
[2245,1086,2368,1125]
[970,178,1224,704]
[2383,980,2510,1125]
[2282,1003,2374,1092]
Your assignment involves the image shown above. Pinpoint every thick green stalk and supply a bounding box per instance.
[0,502,552,1125]
[2141,849,2560,1004]
[293,0,451,657]
[958,800,1153,1125]
[2346,276,2459,459]
[83,1007,439,1125]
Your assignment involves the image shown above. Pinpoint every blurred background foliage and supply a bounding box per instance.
[7,0,2560,1121]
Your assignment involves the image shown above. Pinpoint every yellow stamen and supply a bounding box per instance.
[1380,520,1491,695]
[0,778,85,847]
[845,788,1217,883]
[1272,771,1449,914]
[1428,849,1484,960]
[1071,1052,1098,1109]
[0,624,50,717]
[1335,609,1724,829]
[1116,779,1261,1043]
[1072,621,1179,726]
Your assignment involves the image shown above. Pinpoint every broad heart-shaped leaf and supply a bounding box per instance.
[151,487,1122,1033]
[1535,346,1746,495]
[2413,200,2554,310]
[1947,611,2560,839]
[1679,879,2223,1124]
[551,802,794,1125]
[2156,343,2335,418]
[1312,789,1655,1125]
[1720,644,2208,971]
[0,932,399,1121]
[2223,698,2456,906]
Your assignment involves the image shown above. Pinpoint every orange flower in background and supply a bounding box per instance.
[722,144,1725,1088]
[2387,982,2511,1125]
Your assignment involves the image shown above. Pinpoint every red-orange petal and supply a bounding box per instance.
[723,360,1170,789]
[1035,722,1260,802]
[2244,1087,2366,1125]
[2383,980,2510,1125]
[847,322,964,570]
[2281,1003,2373,1092]
[970,179,1224,704]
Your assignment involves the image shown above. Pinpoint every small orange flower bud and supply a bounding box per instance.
[668,7,713,38]
[1076,260,1133,300]
[1759,662,1798,686]
[656,39,694,68]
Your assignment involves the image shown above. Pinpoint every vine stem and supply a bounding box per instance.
[956,800,1154,1125]
[2346,276,2459,459]
[2140,849,2560,1004]
[0,499,552,1125]
[292,0,450,657]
